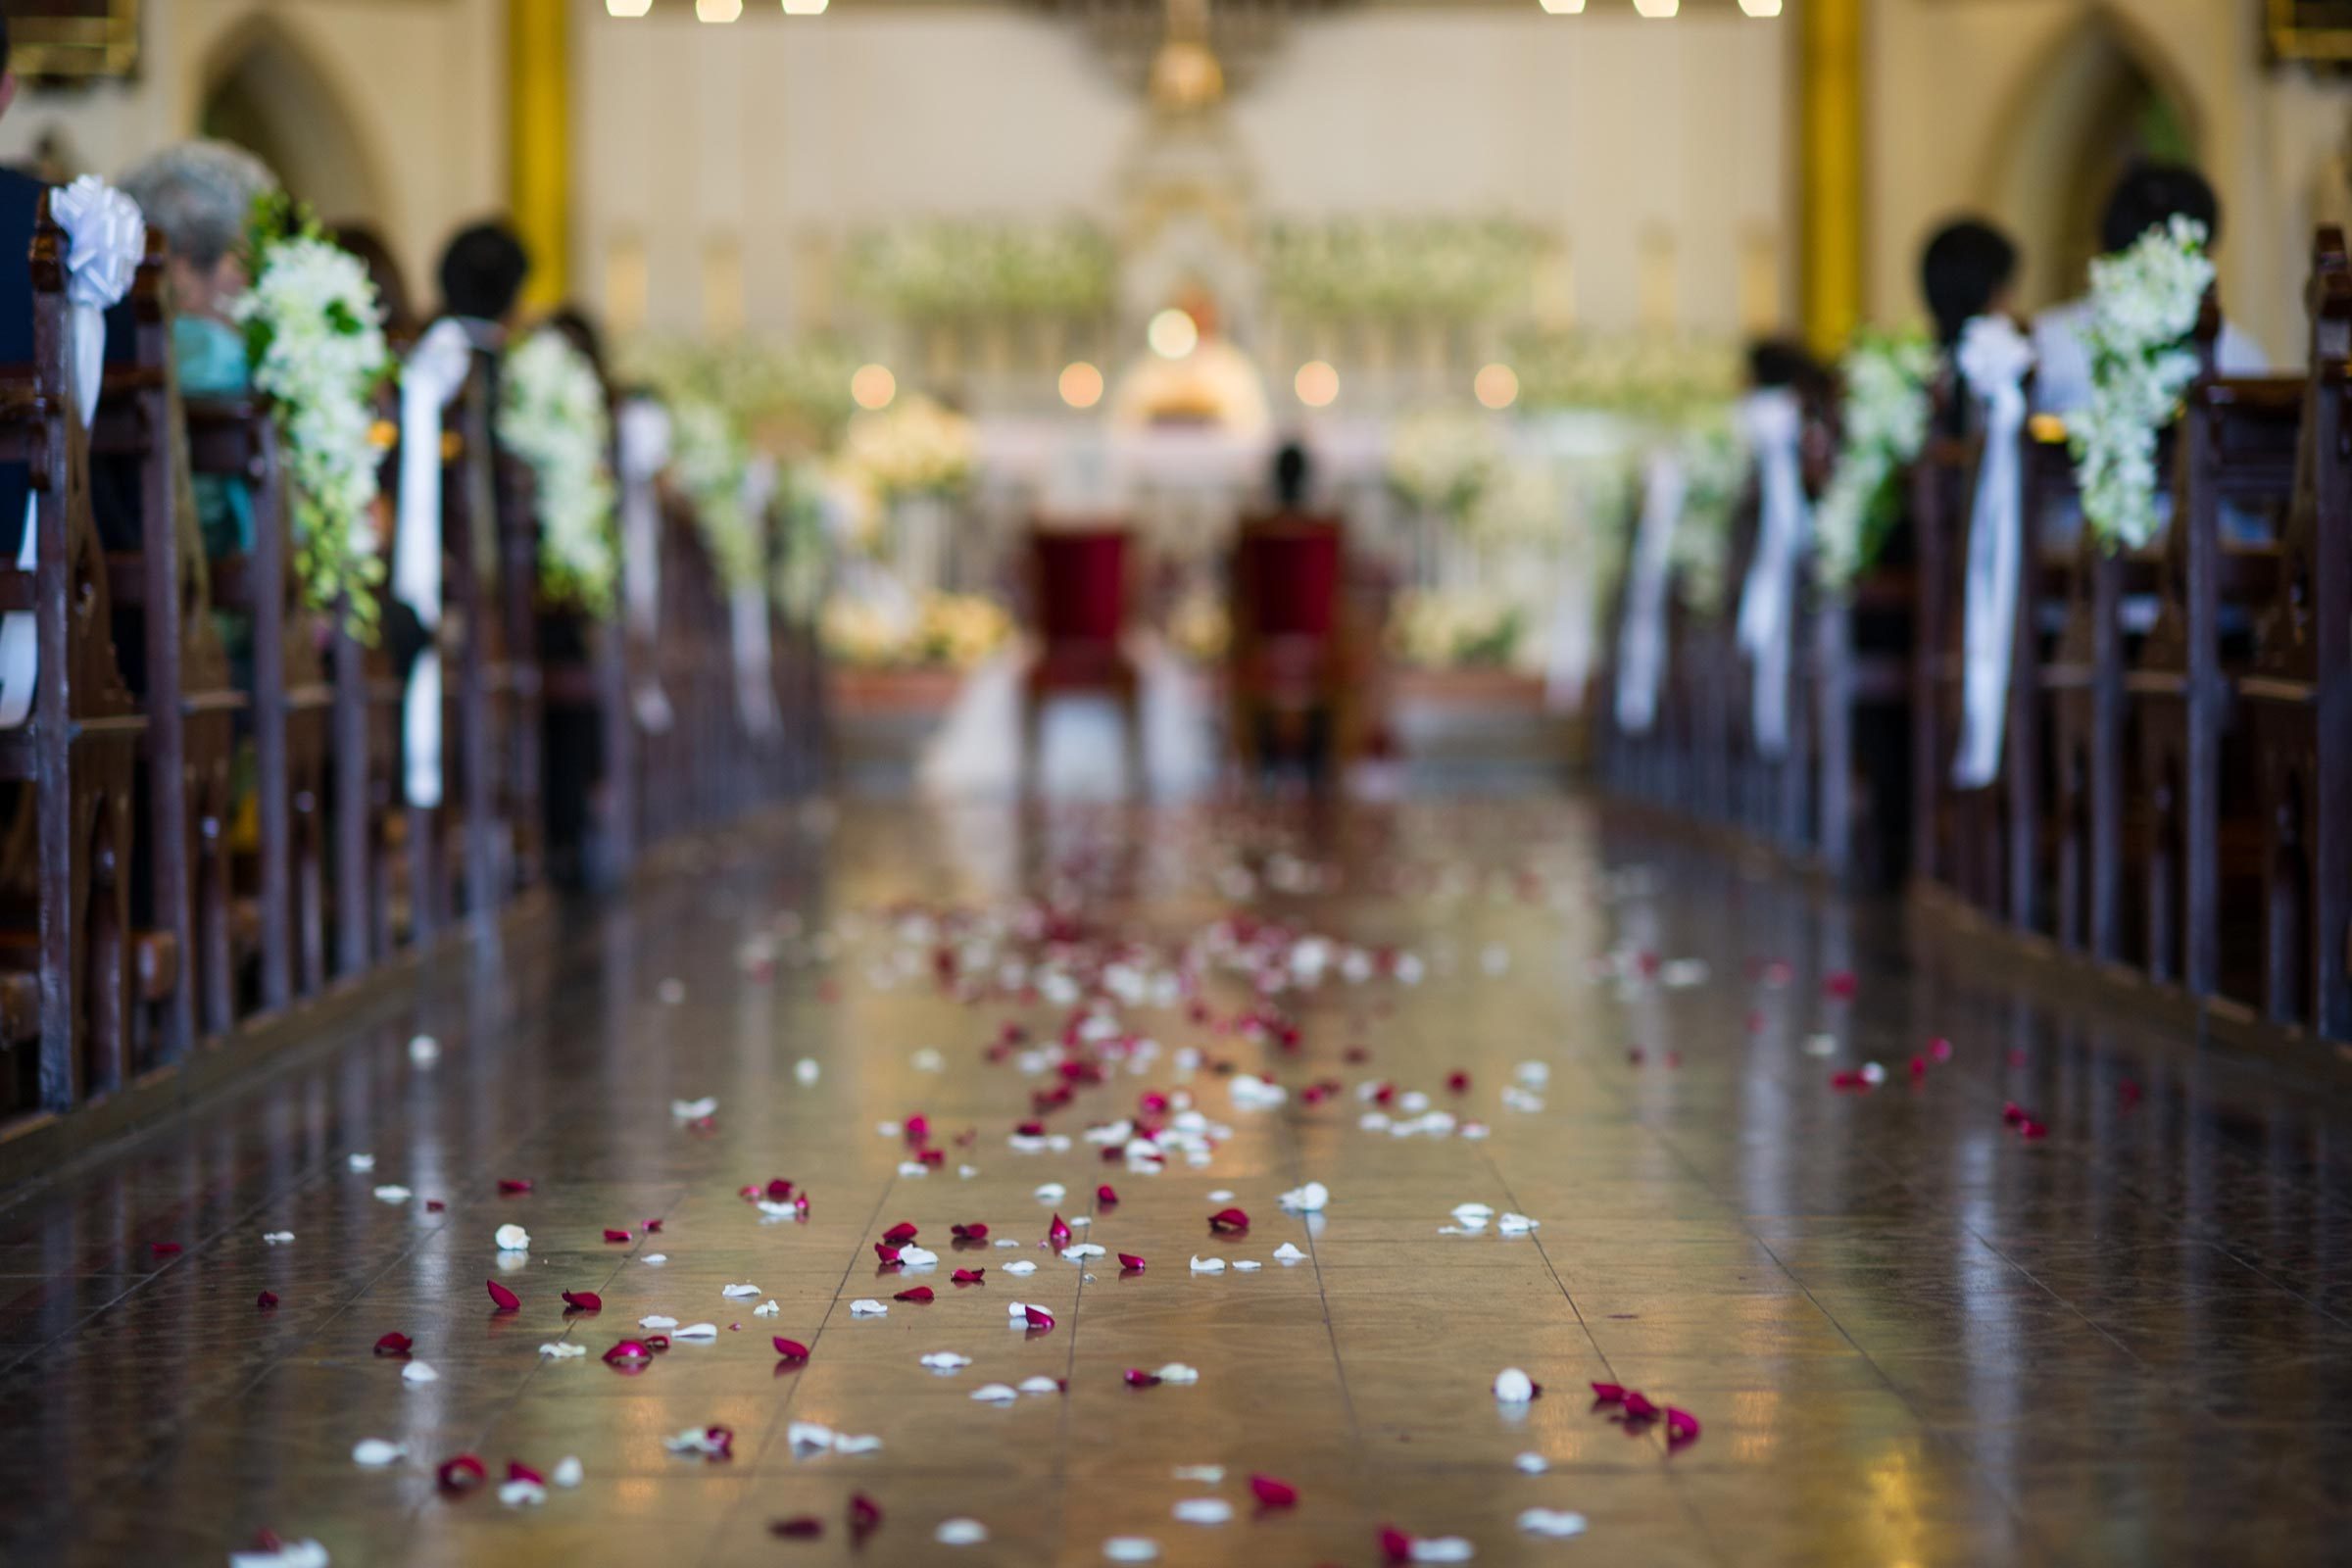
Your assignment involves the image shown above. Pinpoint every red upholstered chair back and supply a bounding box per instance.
[1236,516,1343,640]
[1032,528,1130,646]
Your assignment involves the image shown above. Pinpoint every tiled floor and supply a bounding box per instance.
[4,797,2352,1566]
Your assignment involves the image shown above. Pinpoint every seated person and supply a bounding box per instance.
[2033,163,2266,417]
[1919,217,2019,441]
[435,220,531,353]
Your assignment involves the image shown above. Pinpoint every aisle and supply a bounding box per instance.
[2,798,2350,1566]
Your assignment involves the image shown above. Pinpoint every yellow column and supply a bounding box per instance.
[1799,0,1864,358]
[509,0,569,308]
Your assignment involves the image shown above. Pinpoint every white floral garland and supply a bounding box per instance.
[498,330,618,614]
[233,216,390,633]
[1387,411,1503,522]
[670,397,763,594]
[1813,328,1936,589]
[2070,215,2215,551]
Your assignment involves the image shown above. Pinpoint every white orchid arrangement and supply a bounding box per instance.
[2070,215,2215,551]
[233,194,391,635]
[669,397,765,595]
[1813,328,1937,589]
[1387,412,1504,522]
[499,329,618,615]
[839,395,977,500]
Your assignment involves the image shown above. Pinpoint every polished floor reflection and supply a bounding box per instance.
[4,797,2352,1566]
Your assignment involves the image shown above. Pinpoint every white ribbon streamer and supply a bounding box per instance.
[731,456,780,737]
[393,318,472,808]
[1613,452,1686,735]
[616,396,673,733]
[1951,315,2034,789]
[1734,389,1810,759]
[0,177,144,731]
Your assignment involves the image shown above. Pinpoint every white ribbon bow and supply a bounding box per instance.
[1614,451,1686,735]
[1734,388,1811,759]
[0,176,145,731]
[1951,314,2034,789]
[731,456,781,738]
[616,397,673,733]
[393,319,473,808]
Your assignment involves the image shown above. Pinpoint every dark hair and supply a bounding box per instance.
[546,305,610,387]
[2100,162,2221,255]
[1273,440,1310,510]
[1747,337,1825,396]
[329,222,416,344]
[1920,218,2019,347]
[436,220,532,322]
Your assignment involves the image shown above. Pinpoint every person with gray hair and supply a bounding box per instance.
[117,139,276,328]
[116,140,277,560]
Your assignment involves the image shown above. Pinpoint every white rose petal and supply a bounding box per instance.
[639,1315,679,1330]
[348,1153,375,1172]
[1016,1376,1061,1395]
[1003,1260,1038,1276]
[1207,1190,1235,1202]
[1060,1244,1104,1262]
[1173,1498,1233,1525]
[796,1057,820,1084]
[1034,1183,1067,1202]
[553,1456,583,1488]
[970,1383,1018,1403]
[849,1298,889,1316]
[753,1298,780,1316]
[900,1246,940,1267]
[351,1439,405,1467]
[672,1323,718,1342]
[1171,1465,1225,1483]
[1273,1243,1307,1263]
[1514,1452,1548,1474]
[936,1519,989,1546]
[1188,1255,1226,1274]
[787,1422,835,1453]
[1497,1212,1539,1235]
[1278,1181,1329,1212]
[1231,1260,1261,1272]
[1518,1508,1586,1538]
[371,1185,412,1203]
[499,1479,546,1507]
[1410,1538,1476,1563]
[669,1097,717,1119]
[1153,1363,1200,1384]
[230,1540,330,1568]
[494,1224,530,1252]
[262,1231,296,1246]
[642,1253,667,1265]
[898,1161,930,1177]
[538,1342,587,1359]
[721,1283,761,1298]
[409,1035,440,1065]
[1494,1368,1535,1403]
[401,1360,438,1385]
[921,1351,972,1371]
[1103,1538,1160,1563]
[833,1434,883,1455]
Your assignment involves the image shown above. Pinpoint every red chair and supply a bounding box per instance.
[1023,525,1142,794]
[1230,513,1346,781]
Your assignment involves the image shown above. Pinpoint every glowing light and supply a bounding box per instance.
[1474,363,1520,411]
[1148,309,1200,361]
[1738,0,1782,14]
[1632,0,1679,16]
[1294,361,1340,408]
[1058,363,1105,410]
[782,0,830,13]
[851,365,897,411]
[695,0,743,20]
[1538,0,1587,13]
[607,0,654,15]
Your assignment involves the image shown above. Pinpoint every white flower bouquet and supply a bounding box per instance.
[1387,412,1503,522]
[498,329,618,614]
[840,395,976,499]
[670,397,764,594]
[1813,328,1937,589]
[233,194,391,635]
[2071,215,2215,551]
[1386,587,1523,669]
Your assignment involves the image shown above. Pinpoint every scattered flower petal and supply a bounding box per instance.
[935,1519,989,1546]
[561,1291,602,1312]
[493,1224,530,1251]
[402,1361,439,1385]
[1173,1499,1233,1525]
[485,1280,521,1312]
[1249,1474,1298,1508]
[1494,1368,1537,1403]
[849,1298,889,1316]
[773,1338,811,1361]
[351,1439,405,1467]
[1278,1182,1329,1212]
[1207,1207,1250,1233]
[894,1287,936,1303]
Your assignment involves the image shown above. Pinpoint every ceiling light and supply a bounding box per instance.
[1148,309,1200,361]
[851,365,897,411]
[1295,361,1339,408]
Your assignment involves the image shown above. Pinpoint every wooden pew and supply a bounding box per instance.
[2246,228,2352,1037]
[0,197,144,1112]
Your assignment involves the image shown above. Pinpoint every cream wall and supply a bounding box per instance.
[571,1,1791,341]
[1867,0,2352,366]
[0,0,506,307]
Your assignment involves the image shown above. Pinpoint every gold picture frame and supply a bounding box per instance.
[8,0,140,82]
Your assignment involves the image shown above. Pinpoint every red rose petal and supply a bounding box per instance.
[1446,1070,1470,1094]
[952,1268,986,1286]
[1930,1036,1954,1062]
[257,1291,278,1310]
[486,1279,521,1312]
[1249,1474,1298,1507]
[603,1229,632,1244]
[1380,1526,1413,1562]
[2002,1101,2025,1125]
[1117,1253,1147,1272]
[437,1453,486,1493]
[770,1516,823,1539]
[951,1222,989,1241]
[1124,1368,1162,1387]
[2020,1119,2048,1141]
[1590,1382,1624,1403]
[646,1335,670,1351]
[1097,1184,1119,1205]
[874,1244,902,1264]
[645,1218,663,1232]
[604,1339,654,1367]
[704,1426,734,1460]
[772,1338,810,1361]
[848,1494,883,1536]
[151,1241,181,1256]
[1824,970,1858,999]
[893,1287,935,1303]
[1665,1406,1701,1446]
[507,1460,544,1486]
[906,1114,930,1143]
[1621,1391,1660,1421]
[561,1291,603,1312]
[1208,1207,1250,1233]
[425,1200,447,1213]
[882,1221,919,1245]
[374,1332,414,1356]
[765,1179,794,1202]
[1048,1214,1072,1249]
[1022,1303,1055,1330]
[498,1179,533,1195]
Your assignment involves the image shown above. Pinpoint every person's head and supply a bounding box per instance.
[117,140,278,323]
[0,14,20,124]
[1920,218,2019,347]
[2100,162,2222,255]
[1747,337,1826,399]
[328,222,416,344]
[1273,439,1310,509]
[436,220,531,325]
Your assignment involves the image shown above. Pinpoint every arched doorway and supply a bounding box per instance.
[196,22,384,230]
[1988,9,2200,309]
